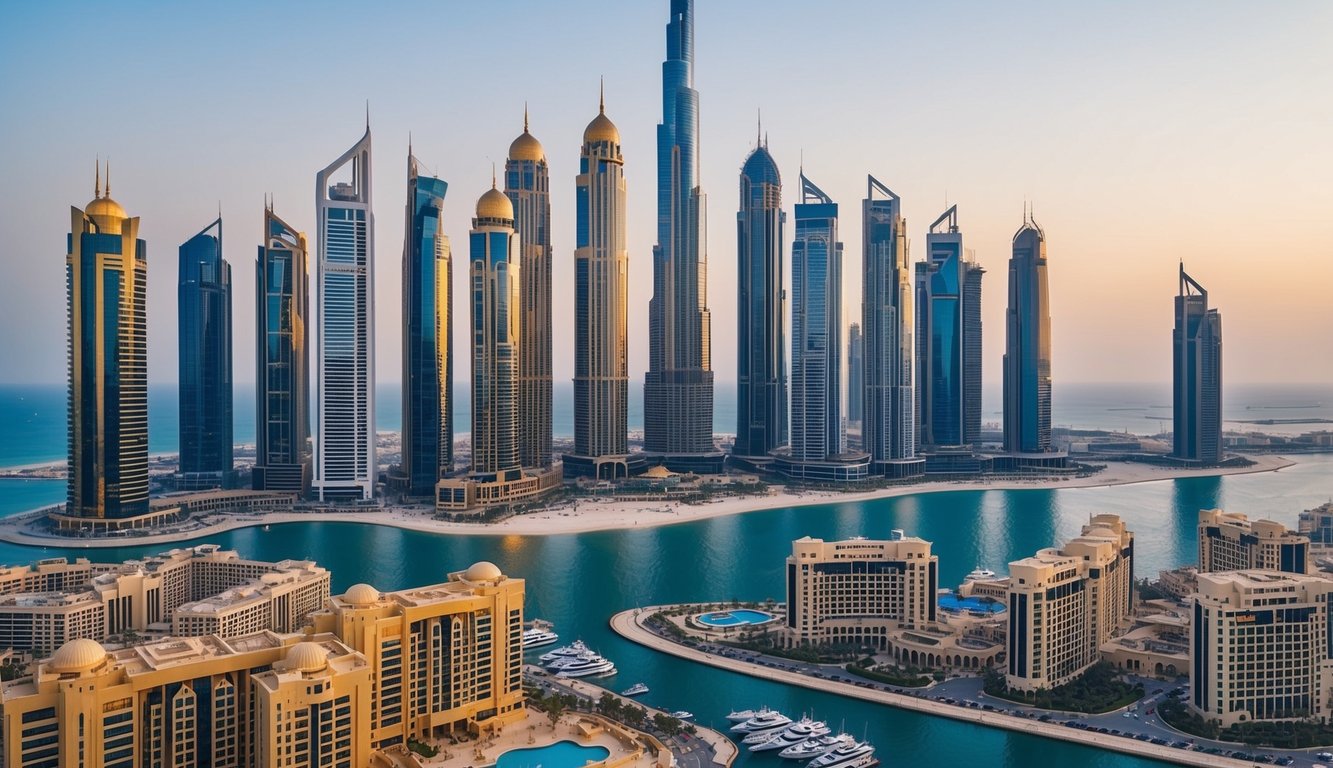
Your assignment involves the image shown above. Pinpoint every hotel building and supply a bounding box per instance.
[1190,570,1333,727]
[177,215,234,489]
[1005,514,1134,692]
[1299,502,1333,553]
[1198,508,1309,575]
[1173,264,1223,464]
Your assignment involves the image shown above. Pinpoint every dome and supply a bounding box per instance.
[84,196,128,234]
[476,187,514,221]
[284,642,328,674]
[50,638,107,673]
[742,146,781,187]
[509,130,544,162]
[343,583,380,606]
[464,561,503,582]
[583,111,620,145]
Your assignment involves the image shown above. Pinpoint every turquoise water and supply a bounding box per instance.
[697,609,778,627]
[495,741,610,768]
[0,454,1328,768]
[938,593,1006,614]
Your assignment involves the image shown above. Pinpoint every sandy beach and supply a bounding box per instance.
[0,454,1296,549]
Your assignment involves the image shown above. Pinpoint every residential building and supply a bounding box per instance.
[177,215,234,489]
[1298,502,1333,553]
[1197,508,1309,574]
[847,322,863,427]
[1002,210,1052,454]
[1173,264,1223,464]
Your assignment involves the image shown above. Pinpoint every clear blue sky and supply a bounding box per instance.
[1,0,1330,387]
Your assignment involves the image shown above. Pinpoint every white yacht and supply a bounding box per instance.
[727,708,761,723]
[539,640,589,664]
[739,719,798,743]
[545,652,597,670]
[964,566,997,581]
[731,709,792,734]
[670,711,694,721]
[806,741,875,768]
[555,655,616,678]
[622,683,649,697]
[523,623,559,649]
[749,719,831,750]
[780,735,848,760]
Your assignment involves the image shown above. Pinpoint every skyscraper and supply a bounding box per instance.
[1003,210,1052,454]
[254,205,311,493]
[469,184,521,478]
[847,323,863,427]
[398,150,451,498]
[1174,264,1222,464]
[177,216,234,488]
[915,206,983,449]
[861,177,920,477]
[733,136,787,461]
[567,91,631,480]
[506,110,553,469]
[314,124,376,501]
[67,165,148,519]
[644,0,718,470]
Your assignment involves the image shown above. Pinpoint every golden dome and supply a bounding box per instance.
[84,196,128,234]
[476,187,514,221]
[283,641,328,674]
[510,130,544,162]
[464,561,503,582]
[584,111,620,145]
[50,638,107,673]
[343,583,380,606]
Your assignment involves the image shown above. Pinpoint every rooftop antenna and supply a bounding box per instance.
[756,109,762,147]
[105,158,110,198]
[365,100,370,129]
[408,130,412,157]
[599,77,605,113]
[94,156,101,199]
[524,102,529,133]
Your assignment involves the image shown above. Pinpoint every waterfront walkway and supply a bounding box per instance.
[610,607,1259,768]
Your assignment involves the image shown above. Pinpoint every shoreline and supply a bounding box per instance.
[0,454,1296,550]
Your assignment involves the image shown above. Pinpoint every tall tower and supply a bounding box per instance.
[862,177,918,476]
[254,205,311,493]
[568,90,630,480]
[847,323,863,428]
[178,216,234,487]
[1173,264,1222,464]
[1003,210,1052,453]
[644,0,717,469]
[67,164,149,519]
[469,184,521,477]
[733,136,787,461]
[789,174,843,463]
[314,124,376,502]
[399,150,451,497]
[506,110,553,469]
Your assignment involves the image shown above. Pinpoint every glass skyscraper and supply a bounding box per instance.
[469,185,521,478]
[568,92,631,480]
[788,174,844,463]
[399,151,451,497]
[644,0,718,469]
[253,205,310,493]
[67,167,149,519]
[847,323,863,428]
[314,125,376,501]
[506,111,553,469]
[1003,211,1052,454]
[1173,264,1222,464]
[734,138,787,461]
[177,216,233,487]
[861,177,919,476]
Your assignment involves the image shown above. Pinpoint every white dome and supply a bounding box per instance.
[50,638,107,673]
[464,561,503,582]
[343,583,380,606]
[284,642,328,674]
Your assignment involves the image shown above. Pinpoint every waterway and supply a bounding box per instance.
[0,455,1329,767]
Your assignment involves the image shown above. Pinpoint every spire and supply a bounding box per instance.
[105,159,110,198]
[599,77,605,114]
[757,109,762,146]
[408,130,412,156]
[492,162,497,190]
[365,100,370,130]
[524,102,529,133]
[94,156,101,199]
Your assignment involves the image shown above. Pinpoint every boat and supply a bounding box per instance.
[523,625,560,649]
[670,711,694,720]
[779,735,849,760]
[731,709,791,734]
[727,708,761,723]
[539,640,589,664]
[749,719,831,750]
[806,741,875,768]
[964,566,996,581]
[555,656,616,678]
[622,683,649,697]
[738,717,798,742]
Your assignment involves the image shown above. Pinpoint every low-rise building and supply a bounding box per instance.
[1299,502,1333,554]
[1198,508,1309,574]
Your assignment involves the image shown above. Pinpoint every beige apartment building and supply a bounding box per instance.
[1005,514,1134,692]
[1197,509,1309,574]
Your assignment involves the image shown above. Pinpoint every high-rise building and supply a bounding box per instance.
[177,216,234,489]
[915,206,983,449]
[1002,210,1052,453]
[644,0,719,471]
[1298,502,1333,552]
[469,184,521,477]
[314,124,376,501]
[506,110,553,469]
[254,205,311,493]
[861,178,920,478]
[399,150,451,498]
[847,322,863,427]
[734,135,787,462]
[67,166,149,520]
[567,91,631,480]
[1197,508,1309,574]
[1173,264,1222,464]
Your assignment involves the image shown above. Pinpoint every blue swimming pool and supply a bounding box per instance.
[937,592,1006,614]
[695,608,778,627]
[495,740,610,768]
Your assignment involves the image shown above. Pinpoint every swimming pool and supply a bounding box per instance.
[937,592,1006,614]
[495,740,611,768]
[694,608,778,627]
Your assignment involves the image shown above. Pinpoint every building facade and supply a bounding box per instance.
[506,111,553,469]
[399,151,452,498]
[67,168,149,520]
[1173,264,1223,464]
[254,206,311,493]
[847,323,863,428]
[1197,508,1309,575]
[788,174,843,463]
[1006,514,1134,692]
[644,0,718,470]
[314,125,376,501]
[568,93,631,480]
[469,186,521,478]
[861,177,919,477]
[733,139,787,461]
[177,216,234,488]
[1002,211,1052,453]
[1299,502,1333,553]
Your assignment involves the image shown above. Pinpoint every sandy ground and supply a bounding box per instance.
[0,455,1295,549]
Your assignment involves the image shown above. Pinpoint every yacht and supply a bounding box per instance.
[555,655,616,678]
[964,566,997,581]
[523,625,559,649]
[779,735,848,760]
[670,711,694,721]
[731,709,792,734]
[746,718,829,747]
[546,652,601,671]
[622,683,649,697]
[806,741,875,768]
[539,640,589,664]
[738,718,798,743]
[727,708,761,723]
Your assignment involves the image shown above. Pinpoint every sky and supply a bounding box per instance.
[1,0,1330,390]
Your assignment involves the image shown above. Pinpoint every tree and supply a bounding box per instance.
[547,698,566,730]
